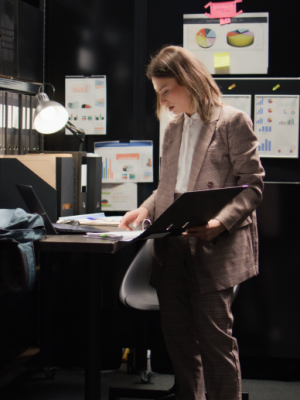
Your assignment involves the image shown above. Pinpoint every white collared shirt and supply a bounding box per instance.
[175,112,203,193]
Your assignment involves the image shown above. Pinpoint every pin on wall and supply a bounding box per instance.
[272,84,280,91]
[228,84,236,90]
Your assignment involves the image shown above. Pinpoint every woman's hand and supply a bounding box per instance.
[118,207,149,231]
[181,219,226,242]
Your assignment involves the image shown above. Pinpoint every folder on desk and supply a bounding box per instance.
[135,185,248,241]
[87,156,102,213]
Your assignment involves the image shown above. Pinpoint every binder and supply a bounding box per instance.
[19,94,26,154]
[5,92,14,155]
[31,98,39,151]
[86,156,102,213]
[12,93,20,155]
[0,91,5,155]
[26,95,31,153]
[56,157,75,218]
[80,156,88,214]
[134,185,248,241]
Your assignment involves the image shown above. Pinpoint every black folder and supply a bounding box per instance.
[136,185,248,241]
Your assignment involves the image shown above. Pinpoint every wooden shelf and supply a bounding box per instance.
[0,76,42,94]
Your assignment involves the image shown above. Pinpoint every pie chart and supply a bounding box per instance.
[196,28,216,48]
[227,30,254,47]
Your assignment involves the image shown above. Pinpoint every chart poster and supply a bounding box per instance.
[254,95,299,158]
[183,13,269,74]
[101,183,137,211]
[94,141,153,183]
[222,95,252,118]
[65,75,107,135]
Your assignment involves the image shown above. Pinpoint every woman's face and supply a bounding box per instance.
[152,77,195,116]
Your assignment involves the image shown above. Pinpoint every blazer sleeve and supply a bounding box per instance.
[214,110,265,234]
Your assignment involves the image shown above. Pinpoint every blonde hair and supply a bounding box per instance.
[146,46,222,122]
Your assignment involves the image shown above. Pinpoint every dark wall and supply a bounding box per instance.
[45,0,135,151]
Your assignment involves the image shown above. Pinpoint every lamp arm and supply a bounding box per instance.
[65,122,86,143]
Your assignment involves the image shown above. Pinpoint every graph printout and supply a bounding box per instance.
[183,13,269,74]
[94,141,153,183]
[222,95,251,118]
[65,76,107,135]
[254,95,299,158]
[101,183,137,211]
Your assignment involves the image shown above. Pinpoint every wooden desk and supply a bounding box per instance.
[36,234,131,400]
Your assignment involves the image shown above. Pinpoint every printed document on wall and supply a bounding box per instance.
[101,183,137,211]
[183,13,269,74]
[65,76,107,135]
[94,141,153,183]
[222,95,252,118]
[254,95,299,158]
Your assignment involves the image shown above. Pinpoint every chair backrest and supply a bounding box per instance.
[119,239,159,311]
[119,239,240,311]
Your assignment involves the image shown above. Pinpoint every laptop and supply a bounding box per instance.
[16,183,107,235]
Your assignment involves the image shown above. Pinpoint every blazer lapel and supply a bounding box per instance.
[187,105,221,192]
[166,115,184,198]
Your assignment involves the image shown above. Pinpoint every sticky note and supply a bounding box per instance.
[214,52,230,68]
[204,1,243,19]
[220,17,231,25]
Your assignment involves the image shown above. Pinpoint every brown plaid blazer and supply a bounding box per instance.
[141,104,265,294]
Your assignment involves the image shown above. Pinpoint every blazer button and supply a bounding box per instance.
[208,182,214,188]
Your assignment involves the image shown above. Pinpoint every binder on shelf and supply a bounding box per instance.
[87,156,102,213]
[12,93,20,154]
[31,97,39,151]
[19,94,27,154]
[26,95,31,153]
[0,91,5,155]
[5,92,14,154]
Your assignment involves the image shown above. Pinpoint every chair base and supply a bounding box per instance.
[108,387,249,400]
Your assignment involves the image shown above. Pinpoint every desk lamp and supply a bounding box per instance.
[33,84,86,151]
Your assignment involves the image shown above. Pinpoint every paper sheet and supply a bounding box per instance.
[254,95,299,158]
[183,12,269,74]
[101,183,138,211]
[222,95,251,117]
[94,141,153,183]
[65,76,107,135]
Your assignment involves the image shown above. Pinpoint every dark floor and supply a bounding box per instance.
[0,363,300,400]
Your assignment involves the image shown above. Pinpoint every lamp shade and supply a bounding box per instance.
[33,92,69,134]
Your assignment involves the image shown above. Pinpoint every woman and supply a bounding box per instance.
[119,46,265,400]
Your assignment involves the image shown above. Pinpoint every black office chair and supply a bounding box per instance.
[108,240,248,400]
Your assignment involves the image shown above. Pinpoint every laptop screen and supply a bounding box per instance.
[15,184,57,235]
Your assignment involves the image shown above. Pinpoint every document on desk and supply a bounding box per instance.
[85,230,169,241]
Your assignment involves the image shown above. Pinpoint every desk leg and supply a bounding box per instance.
[85,253,104,400]
[40,251,55,372]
